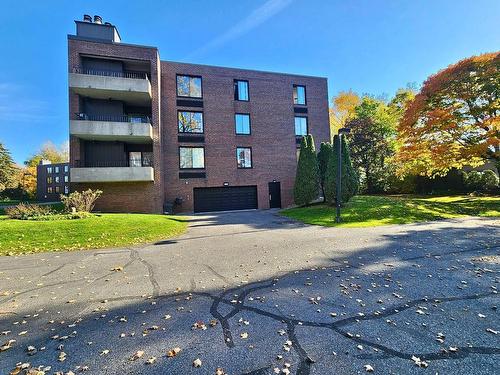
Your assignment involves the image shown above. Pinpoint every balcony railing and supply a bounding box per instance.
[75,159,153,168]
[71,67,149,80]
[74,113,151,123]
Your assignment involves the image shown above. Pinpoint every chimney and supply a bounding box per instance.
[75,15,121,43]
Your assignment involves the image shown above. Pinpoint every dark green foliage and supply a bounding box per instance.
[293,135,319,206]
[324,135,359,205]
[0,187,29,201]
[481,170,499,191]
[414,168,467,194]
[0,142,16,191]
[465,171,483,191]
[317,142,332,200]
[341,136,360,200]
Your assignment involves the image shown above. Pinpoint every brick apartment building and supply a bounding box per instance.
[69,15,330,213]
[36,161,70,202]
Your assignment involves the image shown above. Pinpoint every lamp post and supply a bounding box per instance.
[336,127,351,223]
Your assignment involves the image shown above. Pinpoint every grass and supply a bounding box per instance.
[281,195,500,228]
[0,214,188,256]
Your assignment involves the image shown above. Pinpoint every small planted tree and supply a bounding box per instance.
[317,142,332,201]
[324,135,359,205]
[61,189,103,212]
[293,135,319,206]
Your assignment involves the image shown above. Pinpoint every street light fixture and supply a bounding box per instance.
[336,127,351,223]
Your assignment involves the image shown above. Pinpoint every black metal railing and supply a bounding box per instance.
[72,67,149,80]
[74,113,151,123]
[75,159,153,168]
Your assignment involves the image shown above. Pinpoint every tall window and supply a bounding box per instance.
[64,186,69,194]
[55,186,60,193]
[236,147,252,168]
[64,165,69,173]
[294,116,308,136]
[235,114,251,135]
[178,111,204,133]
[179,147,205,169]
[293,85,306,105]
[55,166,60,173]
[47,177,53,184]
[55,176,60,183]
[64,175,69,183]
[177,75,202,98]
[47,187,53,193]
[47,167,53,174]
[234,80,249,101]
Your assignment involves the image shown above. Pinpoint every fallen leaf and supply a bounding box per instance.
[130,350,144,361]
[364,364,374,372]
[167,347,181,357]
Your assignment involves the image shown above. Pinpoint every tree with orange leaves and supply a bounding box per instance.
[396,52,499,177]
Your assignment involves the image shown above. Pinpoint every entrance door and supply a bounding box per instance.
[268,181,281,208]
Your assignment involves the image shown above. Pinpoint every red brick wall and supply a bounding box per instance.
[68,38,164,213]
[160,62,330,212]
[68,39,330,213]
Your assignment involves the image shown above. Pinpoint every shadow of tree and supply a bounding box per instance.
[0,219,499,374]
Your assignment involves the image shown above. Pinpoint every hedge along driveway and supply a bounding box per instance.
[0,214,188,255]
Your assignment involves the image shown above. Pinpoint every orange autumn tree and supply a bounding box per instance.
[396,52,499,177]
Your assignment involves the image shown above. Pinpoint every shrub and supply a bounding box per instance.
[0,187,29,201]
[481,170,499,191]
[5,203,52,220]
[324,135,359,205]
[61,189,103,212]
[465,171,483,192]
[293,135,319,206]
[317,142,332,201]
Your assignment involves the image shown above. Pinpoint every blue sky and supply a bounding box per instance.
[1,0,499,164]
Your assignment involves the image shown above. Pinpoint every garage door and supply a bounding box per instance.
[193,186,258,213]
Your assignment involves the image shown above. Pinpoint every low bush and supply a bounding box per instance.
[5,202,95,221]
[5,203,52,220]
[61,189,103,212]
[481,170,499,191]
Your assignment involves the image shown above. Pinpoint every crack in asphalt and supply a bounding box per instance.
[196,279,500,374]
[130,249,160,298]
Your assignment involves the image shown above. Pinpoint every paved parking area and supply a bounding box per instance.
[0,211,499,374]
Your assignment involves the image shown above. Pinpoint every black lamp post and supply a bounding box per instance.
[336,127,351,223]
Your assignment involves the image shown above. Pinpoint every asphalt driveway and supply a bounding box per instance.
[0,210,499,374]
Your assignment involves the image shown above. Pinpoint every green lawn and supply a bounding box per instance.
[0,214,188,256]
[281,195,500,228]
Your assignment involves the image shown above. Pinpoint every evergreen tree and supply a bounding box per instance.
[293,135,319,206]
[317,142,332,201]
[324,135,359,205]
[341,136,359,201]
[0,142,16,191]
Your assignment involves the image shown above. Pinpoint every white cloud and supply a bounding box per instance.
[187,0,293,58]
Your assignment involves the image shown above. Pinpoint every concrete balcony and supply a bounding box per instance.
[70,114,153,142]
[69,68,152,105]
[71,166,154,183]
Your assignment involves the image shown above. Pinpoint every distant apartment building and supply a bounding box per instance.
[68,15,330,213]
[36,161,70,202]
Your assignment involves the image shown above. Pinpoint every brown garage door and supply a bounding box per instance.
[193,186,258,213]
